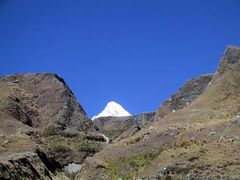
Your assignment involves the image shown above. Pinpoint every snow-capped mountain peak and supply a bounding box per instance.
[92,101,131,120]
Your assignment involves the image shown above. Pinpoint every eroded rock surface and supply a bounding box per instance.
[155,74,213,119]
[0,73,105,179]
[94,112,156,140]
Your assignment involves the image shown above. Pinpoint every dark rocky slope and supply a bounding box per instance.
[155,74,213,120]
[76,46,240,179]
[0,73,95,131]
[0,73,106,179]
[93,112,156,140]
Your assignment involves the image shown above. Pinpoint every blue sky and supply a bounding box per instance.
[0,1,240,117]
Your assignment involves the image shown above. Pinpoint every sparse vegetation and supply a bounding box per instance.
[102,129,127,139]
[107,148,164,180]
[52,172,71,180]
[45,134,103,153]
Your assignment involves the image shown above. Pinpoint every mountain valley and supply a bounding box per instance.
[1,46,240,179]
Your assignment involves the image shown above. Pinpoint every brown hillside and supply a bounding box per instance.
[76,46,240,180]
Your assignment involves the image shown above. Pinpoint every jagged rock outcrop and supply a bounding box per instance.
[76,46,240,180]
[0,73,95,131]
[155,74,213,120]
[0,149,61,180]
[93,112,156,140]
[0,73,105,179]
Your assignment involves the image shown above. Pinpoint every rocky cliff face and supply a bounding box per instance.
[155,74,213,120]
[93,112,156,140]
[0,73,95,131]
[76,46,240,180]
[0,73,106,179]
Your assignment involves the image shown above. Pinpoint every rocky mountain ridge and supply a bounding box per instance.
[0,73,107,179]
[1,45,240,179]
[155,74,213,120]
[93,73,213,141]
[76,45,240,179]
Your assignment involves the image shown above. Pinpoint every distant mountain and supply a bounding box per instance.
[92,101,131,120]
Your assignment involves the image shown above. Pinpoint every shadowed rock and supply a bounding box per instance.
[93,112,156,140]
[155,74,213,119]
[0,73,96,131]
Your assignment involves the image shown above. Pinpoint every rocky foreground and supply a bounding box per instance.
[0,46,240,179]
[0,73,108,179]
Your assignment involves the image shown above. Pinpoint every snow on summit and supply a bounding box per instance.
[92,101,131,120]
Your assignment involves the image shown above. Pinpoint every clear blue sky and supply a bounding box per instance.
[0,1,240,118]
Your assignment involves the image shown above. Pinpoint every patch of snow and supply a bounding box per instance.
[92,101,131,120]
[64,163,82,175]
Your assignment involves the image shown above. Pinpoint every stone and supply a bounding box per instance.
[208,131,216,137]
[64,163,82,175]
[233,113,240,126]
[3,139,11,145]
